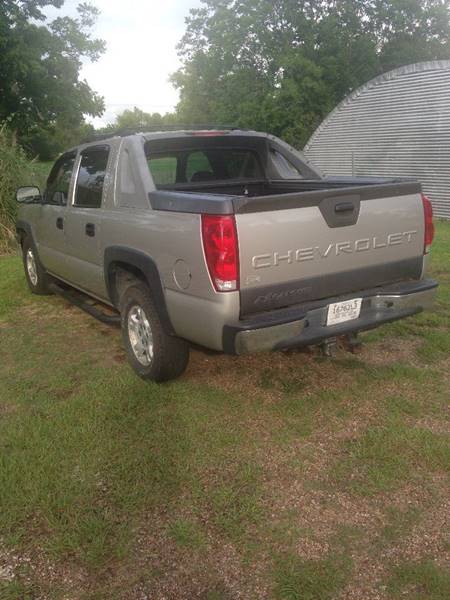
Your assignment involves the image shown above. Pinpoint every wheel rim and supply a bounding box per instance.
[26,249,38,286]
[127,305,154,366]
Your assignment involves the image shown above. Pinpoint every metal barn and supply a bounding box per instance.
[304,61,450,219]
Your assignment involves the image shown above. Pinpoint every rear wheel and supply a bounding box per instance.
[22,237,52,295]
[120,282,189,382]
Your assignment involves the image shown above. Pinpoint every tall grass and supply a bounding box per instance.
[0,126,49,254]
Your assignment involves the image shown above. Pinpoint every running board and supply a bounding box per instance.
[49,283,121,326]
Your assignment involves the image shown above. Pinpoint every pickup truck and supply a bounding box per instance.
[16,128,437,381]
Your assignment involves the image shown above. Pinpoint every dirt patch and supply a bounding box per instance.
[18,296,126,369]
[0,541,87,600]
[411,415,450,435]
[358,335,422,367]
[338,478,450,599]
[116,510,271,600]
[185,344,366,403]
[392,484,450,565]
[0,402,18,417]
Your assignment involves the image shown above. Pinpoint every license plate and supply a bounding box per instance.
[327,298,362,326]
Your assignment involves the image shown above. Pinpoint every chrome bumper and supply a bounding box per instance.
[371,287,436,310]
[227,280,437,355]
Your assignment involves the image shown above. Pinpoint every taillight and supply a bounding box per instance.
[201,214,239,291]
[422,194,434,254]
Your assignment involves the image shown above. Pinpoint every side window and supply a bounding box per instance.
[186,151,213,181]
[74,146,110,208]
[45,153,76,205]
[147,155,178,186]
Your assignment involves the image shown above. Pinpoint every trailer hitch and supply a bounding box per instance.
[320,337,338,357]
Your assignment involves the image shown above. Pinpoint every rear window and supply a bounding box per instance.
[147,147,263,187]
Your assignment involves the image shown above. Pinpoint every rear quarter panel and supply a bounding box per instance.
[100,208,240,350]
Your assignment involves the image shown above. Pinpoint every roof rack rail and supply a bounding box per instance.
[81,124,242,144]
[80,128,138,143]
[145,124,240,131]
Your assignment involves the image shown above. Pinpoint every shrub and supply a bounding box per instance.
[0,126,46,254]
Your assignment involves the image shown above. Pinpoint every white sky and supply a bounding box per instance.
[45,0,203,127]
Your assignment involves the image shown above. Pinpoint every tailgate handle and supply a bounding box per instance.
[335,202,355,213]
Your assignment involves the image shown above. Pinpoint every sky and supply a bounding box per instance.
[45,0,203,127]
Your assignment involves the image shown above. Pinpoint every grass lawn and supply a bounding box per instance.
[0,223,449,600]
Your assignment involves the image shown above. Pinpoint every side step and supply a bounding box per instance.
[49,282,121,326]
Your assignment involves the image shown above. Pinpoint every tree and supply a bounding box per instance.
[261,55,333,147]
[98,107,181,136]
[173,0,450,147]
[0,1,105,158]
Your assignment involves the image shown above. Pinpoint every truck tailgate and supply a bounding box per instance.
[236,185,425,316]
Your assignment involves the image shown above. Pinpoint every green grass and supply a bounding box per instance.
[388,561,450,600]
[0,222,449,598]
[273,553,352,600]
[331,421,450,495]
[168,519,207,549]
[378,506,423,547]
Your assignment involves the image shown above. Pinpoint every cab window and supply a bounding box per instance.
[147,155,177,186]
[45,152,77,205]
[186,151,213,181]
[146,147,263,187]
[74,145,110,208]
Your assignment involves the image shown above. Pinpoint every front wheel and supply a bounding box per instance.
[120,282,189,382]
[22,237,52,295]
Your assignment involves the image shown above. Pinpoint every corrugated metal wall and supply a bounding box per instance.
[304,61,450,219]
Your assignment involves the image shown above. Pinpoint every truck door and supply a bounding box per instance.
[63,144,110,299]
[36,151,77,275]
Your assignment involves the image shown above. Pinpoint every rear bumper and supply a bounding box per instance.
[223,279,438,355]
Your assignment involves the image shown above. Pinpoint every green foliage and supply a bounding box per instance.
[261,56,333,147]
[0,126,49,253]
[0,1,104,158]
[173,0,450,146]
[99,106,180,134]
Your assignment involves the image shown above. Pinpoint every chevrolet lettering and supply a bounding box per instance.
[252,231,419,270]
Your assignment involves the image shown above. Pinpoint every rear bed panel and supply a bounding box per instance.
[236,192,425,316]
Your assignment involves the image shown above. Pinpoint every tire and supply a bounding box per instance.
[119,282,189,382]
[22,236,52,295]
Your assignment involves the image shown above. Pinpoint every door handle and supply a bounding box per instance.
[56,217,64,230]
[85,223,95,237]
[334,202,355,213]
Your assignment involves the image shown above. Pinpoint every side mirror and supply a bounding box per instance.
[16,186,42,204]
